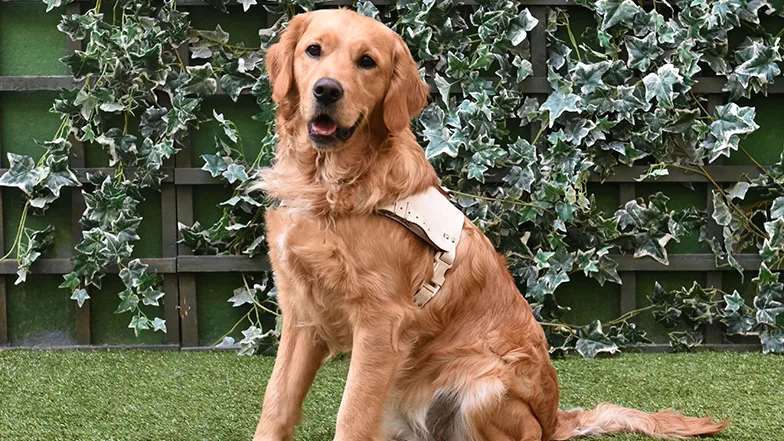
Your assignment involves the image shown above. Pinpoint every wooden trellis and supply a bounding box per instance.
[0,0,770,350]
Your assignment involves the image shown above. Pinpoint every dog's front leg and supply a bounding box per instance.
[253,312,328,441]
[334,320,408,441]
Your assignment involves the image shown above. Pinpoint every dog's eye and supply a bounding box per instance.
[306,45,321,58]
[358,55,376,69]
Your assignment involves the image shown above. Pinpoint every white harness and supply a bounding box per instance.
[378,187,465,308]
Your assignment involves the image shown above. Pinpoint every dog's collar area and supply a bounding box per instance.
[378,186,464,308]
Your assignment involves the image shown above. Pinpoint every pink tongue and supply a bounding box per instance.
[312,120,338,136]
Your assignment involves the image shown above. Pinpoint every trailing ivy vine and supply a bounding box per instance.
[1,0,783,356]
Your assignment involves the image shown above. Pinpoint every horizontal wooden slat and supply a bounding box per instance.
[177,255,270,272]
[174,168,221,185]
[0,258,176,274]
[0,168,173,184]
[591,165,764,183]
[0,164,762,186]
[489,165,766,184]
[6,74,784,96]
[609,254,763,272]
[0,254,762,275]
[0,76,80,91]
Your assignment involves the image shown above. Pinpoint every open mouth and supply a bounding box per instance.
[308,114,360,146]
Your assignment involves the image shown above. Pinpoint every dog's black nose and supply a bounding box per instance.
[313,78,343,105]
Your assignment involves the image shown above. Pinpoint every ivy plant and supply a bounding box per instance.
[1,0,783,357]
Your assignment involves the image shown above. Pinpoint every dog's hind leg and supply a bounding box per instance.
[474,397,544,441]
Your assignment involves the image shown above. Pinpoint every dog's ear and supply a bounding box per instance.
[383,36,429,133]
[266,14,311,103]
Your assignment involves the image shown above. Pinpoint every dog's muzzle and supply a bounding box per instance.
[308,114,360,147]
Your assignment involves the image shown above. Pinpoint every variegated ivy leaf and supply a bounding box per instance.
[724,37,782,99]
[70,289,90,308]
[16,226,56,286]
[357,0,380,20]
[0,153,49,196]
[539,88,582,128]
[726,182,751,201]
[576,320,619,359]
[128,315,150,337]
[712,192,733,227]
[765,218,784,247]
[614,85,651,123]
[512,56,533,83]
[141,287,165,306]
[238,0,257,12]
[120,259,149,289]
[573,62,610,94]
[223,163,250,184]
[761,329,784,354]
[201,154,229,178]
[701,103,759,162]
[508,9,538,46]
[642,64,684,108]
[182,64,218,97]
[151,317,167,333]
[626,33,662,72]
[213,110,239,143]
[595,0,640,30]
[771,197,784,219]
[433,74,452,107]
[421,105,462,159]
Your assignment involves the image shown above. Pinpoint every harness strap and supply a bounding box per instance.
[378,186,464,308]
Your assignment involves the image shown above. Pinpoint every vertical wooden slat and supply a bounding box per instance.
[66,2,91,345]
[528,6,547,142]
[159,28,183,345]
[0,98,7,346]
[174,33,199,347]
[705,94,725,344]
[619,183,637,314]
[161,183,180,345]
[0,278,7,346]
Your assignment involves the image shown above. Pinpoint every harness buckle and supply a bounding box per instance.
[413,251,454,308]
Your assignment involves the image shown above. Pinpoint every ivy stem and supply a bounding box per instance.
[112,0,120,25]
[560,11,582,62]
[738,145,784,192]
[1,117,68,262]
[194,30,260,52]
[0,202,30,261]
[605,305,654,326]
[695,162,768,239]
[531,118,548,145]
[671,145,768,239]
[538,321,574,329]
[691,92,783,192]
[212,308,253,346]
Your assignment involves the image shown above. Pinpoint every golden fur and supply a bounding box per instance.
[251,9,728,441]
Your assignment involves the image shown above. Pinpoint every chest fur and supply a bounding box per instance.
[265,208,433,350]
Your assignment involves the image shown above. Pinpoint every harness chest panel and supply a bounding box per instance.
[378,187,465,307]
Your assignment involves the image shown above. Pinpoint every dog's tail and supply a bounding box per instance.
[550,403,729,440]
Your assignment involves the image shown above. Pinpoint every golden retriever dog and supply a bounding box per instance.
[251,9,728,441]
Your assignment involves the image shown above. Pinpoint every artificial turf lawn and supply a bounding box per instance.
[0,351,782,441]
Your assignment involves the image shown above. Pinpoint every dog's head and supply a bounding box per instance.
[265,9,429,149]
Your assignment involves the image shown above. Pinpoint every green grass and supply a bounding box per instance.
[0,351,782,440]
